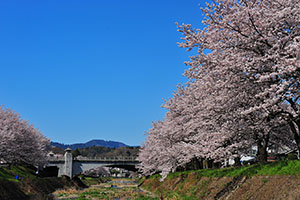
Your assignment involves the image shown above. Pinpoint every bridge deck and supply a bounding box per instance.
[48,156,138,162]
[46,155,139,177]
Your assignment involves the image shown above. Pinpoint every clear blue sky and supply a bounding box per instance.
[0,0,209,146]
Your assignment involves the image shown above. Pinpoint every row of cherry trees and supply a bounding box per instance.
[138,0,300,180]
[0,106,50,166]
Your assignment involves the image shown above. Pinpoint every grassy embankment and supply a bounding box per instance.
[0,165,158,200]
[0,164,83,200]
[141,160,300,200]
[3,160,300,199]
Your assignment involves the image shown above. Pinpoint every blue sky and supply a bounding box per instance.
[0,0,208,146]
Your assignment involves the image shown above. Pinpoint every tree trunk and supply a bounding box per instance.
[184,157,202,170]
[288,121,300,159]
[257,139,268,163]
[234,157,241,166]
[203,159,208,169]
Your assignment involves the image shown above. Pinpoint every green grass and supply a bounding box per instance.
[165,160,300,179]
[138,176,146,185]
[0,165,36,181]
[79,176,112,186]
[56,183,159,200]
[79,189,109,198]
[0,167,14,179]
[142,160,300,200]
[135,194,159,200]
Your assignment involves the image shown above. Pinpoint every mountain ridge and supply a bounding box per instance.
[51,139,128,150]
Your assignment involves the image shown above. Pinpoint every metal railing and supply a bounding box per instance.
[48,156,138,162]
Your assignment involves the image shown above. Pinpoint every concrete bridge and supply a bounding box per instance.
[46,148,139,178]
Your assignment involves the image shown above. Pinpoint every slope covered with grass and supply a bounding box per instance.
[141,160,300,200]
[0,164,84,200]
[167,159,300,178]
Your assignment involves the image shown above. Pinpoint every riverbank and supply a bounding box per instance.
[0,164,85,200]
[140,160,300,199]
[3,160,300,199]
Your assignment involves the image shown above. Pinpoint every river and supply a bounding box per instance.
[51,178,158,200]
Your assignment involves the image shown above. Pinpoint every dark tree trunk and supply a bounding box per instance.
[286,100,300,159]
[177,157,203,171]
[253,130,270,164]
[289,121,300,159]
[234,157,241,166]
[257,136,269,163]
[189,157,203,170]
[184,157,203,170]
[208,159,214,168]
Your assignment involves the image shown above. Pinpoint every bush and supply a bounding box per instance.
[287,153,298,160]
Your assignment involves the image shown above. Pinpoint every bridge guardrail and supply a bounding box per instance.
[74,156,138,162]
[48,156,138,162]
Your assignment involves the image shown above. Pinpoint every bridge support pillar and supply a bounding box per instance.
[64,148,73,178]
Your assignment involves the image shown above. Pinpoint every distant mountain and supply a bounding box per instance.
[51,139,128,150]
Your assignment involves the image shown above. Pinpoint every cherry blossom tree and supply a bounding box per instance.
[177,0,300,155]
[138,0,299,179]
[137,121,171,178]
[0,106,50,166]
[138,72,293,179]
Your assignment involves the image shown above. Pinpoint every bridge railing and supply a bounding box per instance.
[74,156,138,162]
[48,156,138,162]
[48,156,64,162]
